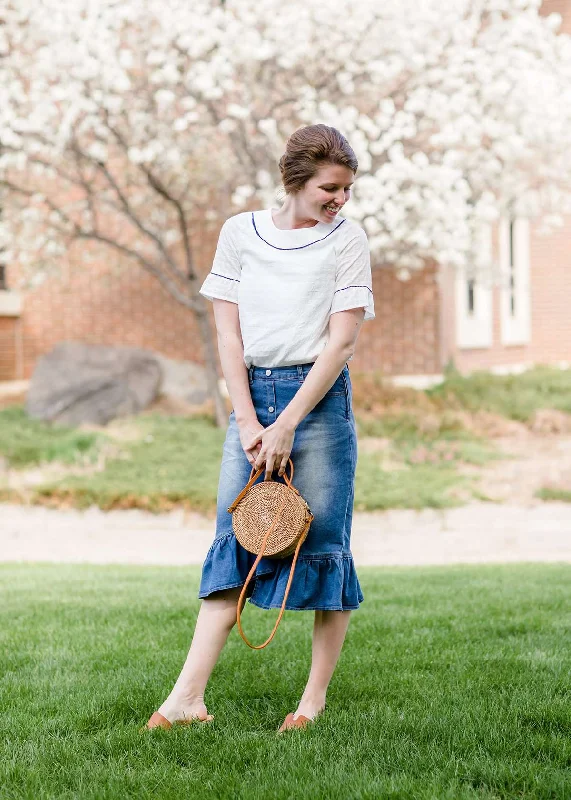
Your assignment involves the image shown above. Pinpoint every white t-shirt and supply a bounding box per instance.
[199,207,375,368]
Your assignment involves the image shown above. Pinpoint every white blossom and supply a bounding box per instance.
[1,0,570,281]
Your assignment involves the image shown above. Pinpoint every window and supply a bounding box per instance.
[467,279,475,315]
[506,219,519,317]
[499,217,531,345]
[455,225,493,349]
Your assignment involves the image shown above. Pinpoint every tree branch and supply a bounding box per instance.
[74,230,200,312]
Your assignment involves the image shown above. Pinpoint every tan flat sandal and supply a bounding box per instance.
[277,711,321,733]
[140,711,214,733]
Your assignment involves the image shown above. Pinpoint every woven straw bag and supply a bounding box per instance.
[227,458,314,649]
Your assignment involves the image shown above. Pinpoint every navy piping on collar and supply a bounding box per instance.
[251,211,346,250]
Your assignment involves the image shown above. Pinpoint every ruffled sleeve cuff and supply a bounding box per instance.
[199,271,240,304]
[330,285,375,321]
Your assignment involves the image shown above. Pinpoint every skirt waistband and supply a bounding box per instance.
[248,362,349,381]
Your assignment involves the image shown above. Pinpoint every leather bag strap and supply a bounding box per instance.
[231,459,305,649]
[227,459,297,514]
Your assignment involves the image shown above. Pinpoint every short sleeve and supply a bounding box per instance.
[330,226,375,321]
[199,218,241,304]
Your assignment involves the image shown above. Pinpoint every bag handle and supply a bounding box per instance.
[236,491,307,649]
[229,459,305,649]
[227,458,297,514]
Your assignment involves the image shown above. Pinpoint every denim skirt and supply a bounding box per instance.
[198,362,364,611]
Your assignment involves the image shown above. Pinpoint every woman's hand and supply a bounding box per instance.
[237,419,265,468]
[245,419,296,481]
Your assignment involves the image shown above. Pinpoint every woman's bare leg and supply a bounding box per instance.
[156,587,241,723]
[292,609,352,721]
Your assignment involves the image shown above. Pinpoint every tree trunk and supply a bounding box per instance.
[194,300,228,429]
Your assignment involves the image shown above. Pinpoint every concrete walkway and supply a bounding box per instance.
[1,502,570,566]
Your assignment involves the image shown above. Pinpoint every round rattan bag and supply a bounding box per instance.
[227,458,314,649]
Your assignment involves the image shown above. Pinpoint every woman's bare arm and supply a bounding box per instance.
[248,308,366,479]
[212,299,257,426]
[277,307,365,430]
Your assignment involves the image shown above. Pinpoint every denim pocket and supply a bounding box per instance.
[324,375,345,397]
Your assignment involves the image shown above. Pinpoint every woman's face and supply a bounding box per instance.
[298,163,355,223]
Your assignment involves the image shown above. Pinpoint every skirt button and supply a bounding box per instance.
[266,369,272,376]
[268,406,274,412]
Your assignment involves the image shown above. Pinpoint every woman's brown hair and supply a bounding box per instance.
[278,124,358,194]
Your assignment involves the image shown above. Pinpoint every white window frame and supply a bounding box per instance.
[455,225,493,349]
[499,217,531,346]
[0,290,22,316]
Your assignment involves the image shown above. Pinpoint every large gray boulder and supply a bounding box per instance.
[154,354,210,405]
[26,342,162,426]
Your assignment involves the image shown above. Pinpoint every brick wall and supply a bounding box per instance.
[12,228,218,379]
[3,0,568,382]
[445,218,571,373]
[11,233,441,379]
[355,263,440,375]
[438,2,571,375]
[12,210,569,381]
[0,317,20,380]
[541,0,571,32]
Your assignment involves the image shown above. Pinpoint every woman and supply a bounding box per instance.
[144,123,375,733]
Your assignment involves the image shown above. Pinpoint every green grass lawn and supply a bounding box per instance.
[0,409,496,513]
[427,366,571,420]
[2,365,571,512]
[0,406,105,467]
[1,563,570,799]
[34,414,224,515]
[535,487,571,503]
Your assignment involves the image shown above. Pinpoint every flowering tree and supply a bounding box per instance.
[0,0,240,425]
[213,0,571,277]
[1,0,571,424]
